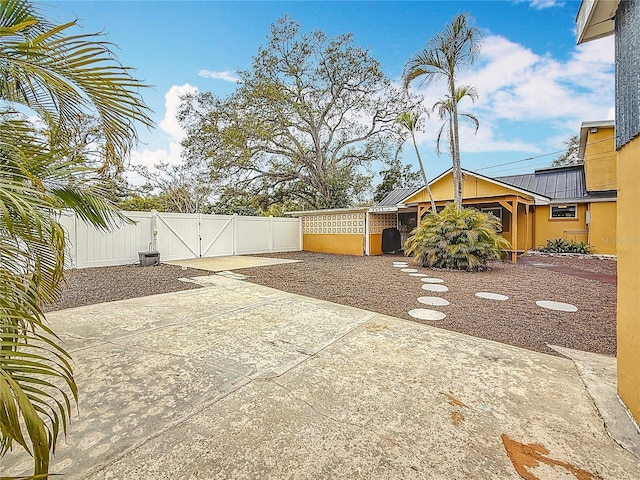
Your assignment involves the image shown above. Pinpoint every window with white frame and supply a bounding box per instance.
[551,204,577,218]
[481,207,502,232]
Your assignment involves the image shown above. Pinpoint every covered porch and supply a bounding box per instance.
[413,195,536,263]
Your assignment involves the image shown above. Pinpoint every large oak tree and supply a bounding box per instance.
[179,17,420,210]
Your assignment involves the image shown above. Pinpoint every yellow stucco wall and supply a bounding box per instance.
[303,234,363,255]
[301,212,365,256]
[369,234,382,255]
[368,213,397,255]
[617,137,640,425]
[588,201,617,254]
[533,204,588,248]
[584,126,616,192]
[404,172,526,204]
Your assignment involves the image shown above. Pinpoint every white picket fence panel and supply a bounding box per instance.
[59,210,301,269]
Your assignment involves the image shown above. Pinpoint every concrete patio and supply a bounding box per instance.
[3,274,639,479]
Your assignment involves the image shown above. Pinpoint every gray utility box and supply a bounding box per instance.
[138,250,160,267]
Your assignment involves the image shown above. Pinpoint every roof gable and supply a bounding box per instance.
[399,168,550,205]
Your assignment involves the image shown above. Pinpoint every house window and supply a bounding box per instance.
[481,208,502,232]
[551,205,577,219]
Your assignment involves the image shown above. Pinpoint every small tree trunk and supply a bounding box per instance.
[411,131,437,213]
[450,80,463,212]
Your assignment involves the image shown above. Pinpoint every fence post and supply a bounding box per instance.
[269,216,274,253]
[151,210,158,251]
[299,217,303,252]
[232,213,238,256]
[73,211,79,268]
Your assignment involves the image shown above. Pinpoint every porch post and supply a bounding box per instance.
[511,198,518,263]
[523,204,529,253]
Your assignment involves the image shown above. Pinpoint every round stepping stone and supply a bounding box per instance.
[408,308,447,321]
[409,273,428,277]
[401,268,418,273]
[475,292,509,301]
[421,284,449,292]
[417,296,450,306]
[536,300,578,312]
[393,263,408,268]
[421,277,444,283]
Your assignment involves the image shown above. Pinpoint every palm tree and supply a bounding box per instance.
[402,12,481,211]
[0,0,152,476]
[433,85,479,169]
[397,111,436,213]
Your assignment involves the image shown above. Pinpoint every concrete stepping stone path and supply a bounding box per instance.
[475,292,509,301]
[421,284,449,292]
[409,273,428,277]
[401,268,418,273]
[417,296,450,306]
[408,309,447,321]
[421,277,444,284]
[536,300,578,312]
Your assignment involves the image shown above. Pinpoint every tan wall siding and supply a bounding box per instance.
[588,201,617,254]
[533,204,589,249]
[404,173,528,204]
[617,137,640,425]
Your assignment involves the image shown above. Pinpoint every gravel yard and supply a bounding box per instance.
[46,252,617,357]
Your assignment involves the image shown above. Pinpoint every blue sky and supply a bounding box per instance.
[44,0,614,188]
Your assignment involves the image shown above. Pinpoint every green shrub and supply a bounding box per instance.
[404,204,511,271]
[538,238,592,254]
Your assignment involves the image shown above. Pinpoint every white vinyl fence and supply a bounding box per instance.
[59,210,301,269]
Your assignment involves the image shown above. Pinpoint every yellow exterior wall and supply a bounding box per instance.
[369,234,383,255]
[301,212,365,256]
[368,213,397,255]
[303,234,363,255]
[404,172,525,204]
[617,137,640,425]
[533,204,588,248]
[588,201,617,254]
[584,126,616,192]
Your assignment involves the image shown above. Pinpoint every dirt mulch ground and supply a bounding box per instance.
[46,252,617,357]
[44,264,210,312]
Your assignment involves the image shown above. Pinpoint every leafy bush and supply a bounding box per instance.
[538,238,592,254]
[404,204,511,271]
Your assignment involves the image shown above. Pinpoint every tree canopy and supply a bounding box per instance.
[402,13,481,211]
[373,156,421,204]
[552,135,581,167]
[179,17,419,210]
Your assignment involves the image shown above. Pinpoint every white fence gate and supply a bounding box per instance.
[59,211,301,269]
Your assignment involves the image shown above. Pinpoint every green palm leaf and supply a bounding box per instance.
[0,1,151,477]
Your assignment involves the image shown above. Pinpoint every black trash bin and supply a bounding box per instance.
[138,250,160,267]
[381,228,402,254]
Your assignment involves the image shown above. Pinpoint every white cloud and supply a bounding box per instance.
[524,0,564,9]
[128,84,199,185]
[198,69,240,83]
[408,33,614,158]
[158,83,199,140]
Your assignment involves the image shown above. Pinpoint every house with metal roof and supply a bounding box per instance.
[379,120,616,260]
[288,120,616,258]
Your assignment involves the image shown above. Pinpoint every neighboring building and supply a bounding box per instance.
[290,120,616,259]
[577,0,640,426]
